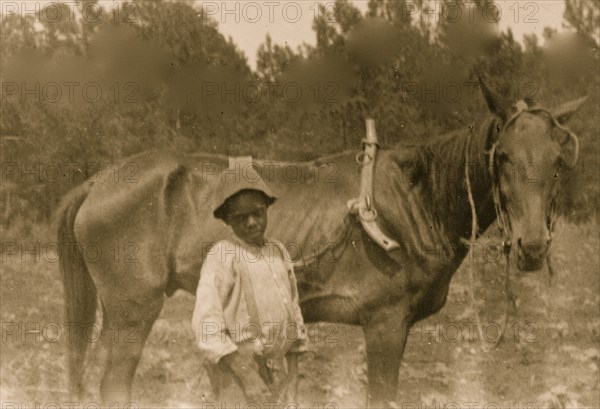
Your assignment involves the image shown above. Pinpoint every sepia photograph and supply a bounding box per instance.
[0,0,598,408]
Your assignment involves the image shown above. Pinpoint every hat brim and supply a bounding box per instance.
[213,189,276,220]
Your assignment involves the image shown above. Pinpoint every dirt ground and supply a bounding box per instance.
[1,220,598,408]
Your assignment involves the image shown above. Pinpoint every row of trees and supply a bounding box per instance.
[0,0,598,229]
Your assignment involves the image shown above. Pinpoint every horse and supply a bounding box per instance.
[57,81,586,407]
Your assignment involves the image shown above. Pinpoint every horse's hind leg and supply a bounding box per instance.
[99,295,164,405]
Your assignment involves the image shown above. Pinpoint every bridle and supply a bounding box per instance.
[465,100,570,349]
[485,101,567,277]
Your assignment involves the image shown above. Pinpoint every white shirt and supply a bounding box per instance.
[191,236,308,365]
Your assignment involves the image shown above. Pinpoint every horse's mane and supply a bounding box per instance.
[403,116,496,227]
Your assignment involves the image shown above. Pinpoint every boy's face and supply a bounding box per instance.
[224,191,268,246]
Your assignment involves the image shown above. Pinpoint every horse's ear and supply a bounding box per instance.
[478,77,511,121]
[552,126,579,168]
[550,96,588,124]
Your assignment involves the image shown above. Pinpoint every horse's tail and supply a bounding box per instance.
[57,180,96,399]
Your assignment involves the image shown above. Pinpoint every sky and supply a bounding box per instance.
[195,0,567,69]
[5,0,567,69]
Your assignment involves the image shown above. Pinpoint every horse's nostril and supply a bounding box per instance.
[520,240,546,258]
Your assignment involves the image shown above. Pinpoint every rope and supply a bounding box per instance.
[464,131,514,351]
[546,195,558,285]
[464,130,487,349]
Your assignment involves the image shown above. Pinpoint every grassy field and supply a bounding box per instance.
[1,219,598,408]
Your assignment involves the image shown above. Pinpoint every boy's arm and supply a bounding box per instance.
[191,244,238,364]
[221,349,270,401]
[284,267,305,400]
[285,255,309,354]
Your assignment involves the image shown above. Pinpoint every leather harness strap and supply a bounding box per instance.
[348,118,400,252]
[229,155,253,169]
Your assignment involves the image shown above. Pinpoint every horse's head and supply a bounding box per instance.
[479,79,586,272]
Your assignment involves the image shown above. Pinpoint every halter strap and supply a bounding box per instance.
[487,141,512,252]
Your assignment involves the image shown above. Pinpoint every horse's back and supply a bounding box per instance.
[72,149,363,294]
[254,152,360,254]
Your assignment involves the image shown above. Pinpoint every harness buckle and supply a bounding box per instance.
[502,240,511,255]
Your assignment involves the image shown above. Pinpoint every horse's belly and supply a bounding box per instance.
[409,261,461,321]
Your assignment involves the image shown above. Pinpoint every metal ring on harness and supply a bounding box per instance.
[360,207,378,222]
[355,151,373,166]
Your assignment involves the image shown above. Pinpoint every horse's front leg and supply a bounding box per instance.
[362,301,412,409]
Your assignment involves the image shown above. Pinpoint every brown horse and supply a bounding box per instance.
[57,82,586,407]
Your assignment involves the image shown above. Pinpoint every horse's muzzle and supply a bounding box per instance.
[516,239,548,271]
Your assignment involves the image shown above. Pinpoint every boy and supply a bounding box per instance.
[191,170,308,404]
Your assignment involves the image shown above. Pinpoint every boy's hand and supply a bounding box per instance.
[221,351,270,402]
